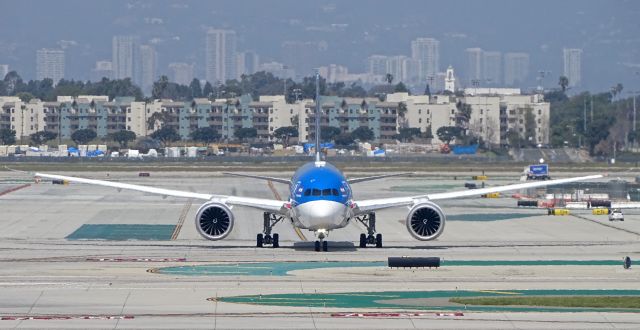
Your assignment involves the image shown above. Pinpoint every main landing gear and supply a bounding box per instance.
[257,212,283,248]
[356,213,382,248]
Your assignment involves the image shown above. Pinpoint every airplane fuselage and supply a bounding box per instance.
[288,161,352,232]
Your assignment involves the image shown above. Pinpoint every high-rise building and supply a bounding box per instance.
[91,61,113,81]
[483,51,501,85]
[411,38,440,81]
[0,65,8,79]
[504,52,530,86]
[36,49,65,84]
[386,56,408,83]
[168,63,194,86]
[281,41,327,78]
[112,36,138,80]
[205,29,237,84]
[367,55,388,75]
[139,44,157,94]
[563,48,582,88]
[465,48,483,84]
[236,51,260,79]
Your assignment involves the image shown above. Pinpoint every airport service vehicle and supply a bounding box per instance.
[33,74,603,252]
[609,209,624,221]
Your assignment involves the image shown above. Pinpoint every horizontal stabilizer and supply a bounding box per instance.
[347,173,412,184]
[222,172,291,185]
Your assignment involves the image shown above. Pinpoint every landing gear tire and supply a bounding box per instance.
[322,240,328,252]
[356,213,381,248]
[259,212,284,248]
[314,240,321,252]
[256,234,264,248]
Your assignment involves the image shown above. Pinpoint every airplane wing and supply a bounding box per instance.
[222,172,291,184]
[34,173,287,214]
[352,174,603,214]
[347,173,412,184]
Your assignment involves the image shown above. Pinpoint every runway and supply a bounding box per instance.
[0,169,639,329]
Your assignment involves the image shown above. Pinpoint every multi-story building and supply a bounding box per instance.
[91,61,113,81]
[0,97,46,140]
[281,41,326,78]
[0,91,550,148]
[236,51,260,79]
[0,65,9,79]
[504,52,530,87]
[139,45,157,94]
[563,48,582,88]
[205,29,237,84]
[483,51,502,85]
[465,48,483,85]
[36,49,65,84]
[298,96,399,144]
[112,36,138,80]
[411,38,440,82]
[367,55,388,76]
[168,63,194,86]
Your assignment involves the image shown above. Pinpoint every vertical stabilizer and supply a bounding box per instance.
[314,71,321,162]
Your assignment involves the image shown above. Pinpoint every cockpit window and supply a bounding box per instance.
[322,188,332,196]
[332,189,339,196]
[312,189,321,196]
[304,189,311,196]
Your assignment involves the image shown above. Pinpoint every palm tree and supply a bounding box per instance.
[385,73,394,85]
[558,76,569,93]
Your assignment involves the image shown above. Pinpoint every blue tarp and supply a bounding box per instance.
[303,143,335,153]
[452,144,478,155]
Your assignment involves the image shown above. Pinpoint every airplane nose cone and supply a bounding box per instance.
[295,200,347,230]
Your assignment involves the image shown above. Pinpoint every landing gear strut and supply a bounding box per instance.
[256,212,283,248]
[356,213,382,248]
[314,229,329,252]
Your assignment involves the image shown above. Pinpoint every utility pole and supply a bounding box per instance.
[583,97,587,133]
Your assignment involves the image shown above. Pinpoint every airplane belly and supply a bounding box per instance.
[294,200,348,230]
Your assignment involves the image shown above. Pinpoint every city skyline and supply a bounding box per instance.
[1,1,636,94]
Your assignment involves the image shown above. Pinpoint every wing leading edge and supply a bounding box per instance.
[353,174,603,214]
[34,173,287,214]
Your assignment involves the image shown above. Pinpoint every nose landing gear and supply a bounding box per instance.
[356,213,382,248]
[314,229,329,252]
[256,212,283,248]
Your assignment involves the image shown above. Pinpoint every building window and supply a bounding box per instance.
[418,109,422,114]
[451,109,454,114]
[418,118,422,123]
[538,109,542,115]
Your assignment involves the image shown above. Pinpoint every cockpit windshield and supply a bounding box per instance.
[303,188,340,197]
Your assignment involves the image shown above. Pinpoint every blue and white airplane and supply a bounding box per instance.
[35,74,602,252]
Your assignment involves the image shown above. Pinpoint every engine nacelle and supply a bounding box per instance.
[195,202,234,240]
[406,201,446,241]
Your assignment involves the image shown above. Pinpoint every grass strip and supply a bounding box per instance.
[449,296,640,309]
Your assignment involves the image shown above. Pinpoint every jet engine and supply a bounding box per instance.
[406,201,446,241]
[195,202,234,240]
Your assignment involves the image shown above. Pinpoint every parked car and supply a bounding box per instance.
[609,209,624,221]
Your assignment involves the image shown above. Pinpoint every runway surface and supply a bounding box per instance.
[0,169,639,329]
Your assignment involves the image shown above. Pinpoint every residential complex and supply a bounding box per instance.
[1,89,550,147]
[112,36,138,80]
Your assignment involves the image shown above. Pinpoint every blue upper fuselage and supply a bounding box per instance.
[289,161,351,206]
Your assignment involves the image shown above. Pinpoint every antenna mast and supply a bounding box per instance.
[315,71,321,162]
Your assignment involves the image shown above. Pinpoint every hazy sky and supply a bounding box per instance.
[0,0,638,92]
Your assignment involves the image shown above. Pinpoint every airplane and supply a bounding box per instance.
[32,73,603,252]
